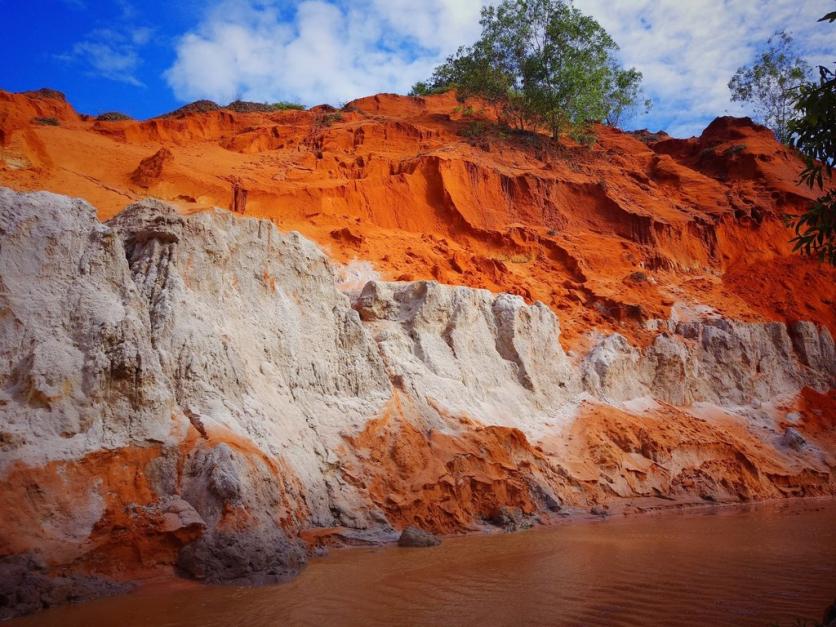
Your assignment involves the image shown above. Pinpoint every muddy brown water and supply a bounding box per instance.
[11,499,836,627]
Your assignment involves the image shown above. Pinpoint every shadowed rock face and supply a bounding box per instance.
[130,148,173,189]
[397,527,441,548]
[0,188,834,619]
[0,554,133,621]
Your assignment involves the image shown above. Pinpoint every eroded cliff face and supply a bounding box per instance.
[0,188,833,619]
[1,89,834,349]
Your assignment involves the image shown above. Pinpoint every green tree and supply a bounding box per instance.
[728,31,810,144]
[409,82,453,97]
[412,0,645,141]
[787,14,835,265]
[604,66,651,127]
[418,40,519,123]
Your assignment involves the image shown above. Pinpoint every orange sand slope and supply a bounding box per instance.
[0,88,833,347]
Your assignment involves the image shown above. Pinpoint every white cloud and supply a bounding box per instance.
[131,27,153,46]
[574,0,836,136]
[164,0,835,135]
[60,0,153,89]
[164,0,488,106]
[62,28,148,86]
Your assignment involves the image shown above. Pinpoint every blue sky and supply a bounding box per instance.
[0,0,218,119]
[1,0,833,136]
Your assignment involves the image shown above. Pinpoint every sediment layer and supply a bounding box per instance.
[2,89,834,349]
[1,188,833,619]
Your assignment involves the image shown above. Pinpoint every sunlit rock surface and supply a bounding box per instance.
[0,87,834,620]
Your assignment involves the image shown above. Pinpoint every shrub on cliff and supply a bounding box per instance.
[162,100,221,117]
[224,100,305,113]
[96,112,132,122]
[24,88,66,101]
[267,101,305,111]
[409,82,453,97]
[411,0,646,142]
[316,112,344,127]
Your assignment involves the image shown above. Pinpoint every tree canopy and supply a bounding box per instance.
[728,31,810,144]
[411,0,646,142]
[787,14,835,265]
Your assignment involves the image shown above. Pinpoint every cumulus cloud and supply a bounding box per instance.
[164,0,834,135]
[574,0,835,136]
[164,0,488,106]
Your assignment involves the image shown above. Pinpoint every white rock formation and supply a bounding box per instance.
[0,188,833,618]
[0,189,175,471]
[354,280,579,435]
[582,318,834,406]
[107,199,393,529]
[0,190,395,598]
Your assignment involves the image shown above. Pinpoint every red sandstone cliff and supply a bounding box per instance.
[0,88,833,620]
[1,88,832,347]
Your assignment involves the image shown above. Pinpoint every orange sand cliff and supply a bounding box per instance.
[1,88,832,348]
[0,86,834,618]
